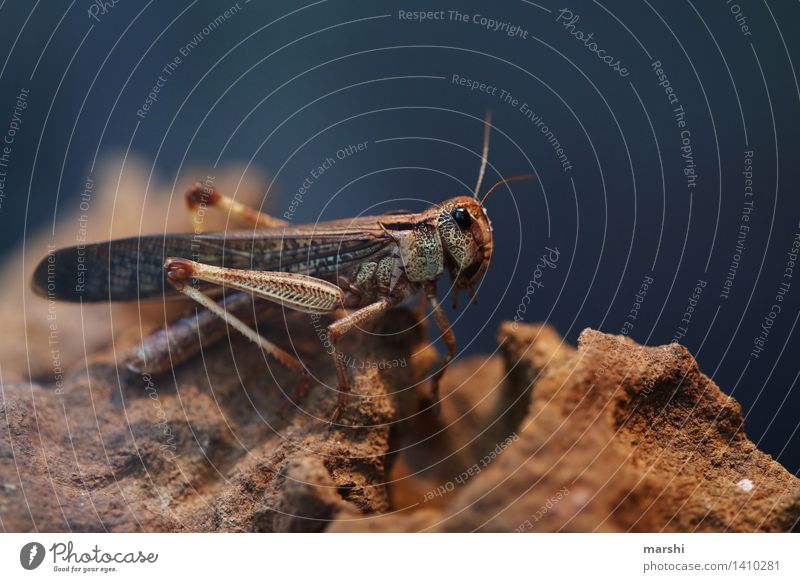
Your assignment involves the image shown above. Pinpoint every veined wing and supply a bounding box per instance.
[32,217,395,303]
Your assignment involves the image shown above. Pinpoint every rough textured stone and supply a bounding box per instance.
[0,308,419,532]
[334,327,800,532]
[3,315,797,532]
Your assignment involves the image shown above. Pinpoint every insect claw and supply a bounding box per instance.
[327,405,344,431]
[421,378,443,418]
[277,371,310,417]
[412,293,427,320]
[468,285,478,305]
[327,382,352,430]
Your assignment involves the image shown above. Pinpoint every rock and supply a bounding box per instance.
[332,326,800,532]
[3,313,797,532]
[0,307,423,532]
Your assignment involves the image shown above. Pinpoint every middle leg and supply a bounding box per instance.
[326,297,394,425]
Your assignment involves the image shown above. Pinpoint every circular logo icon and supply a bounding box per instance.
[20,542,46,570]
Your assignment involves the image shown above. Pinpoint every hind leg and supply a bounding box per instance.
[185,182,288,233]
[161,257,346,413]
[124,291,272,375]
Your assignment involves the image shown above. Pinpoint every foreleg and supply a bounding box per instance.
[424,281,456,415]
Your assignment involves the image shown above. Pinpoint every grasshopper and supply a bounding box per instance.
[32,116,532,424]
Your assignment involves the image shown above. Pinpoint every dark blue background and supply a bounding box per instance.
[1,1,798,473]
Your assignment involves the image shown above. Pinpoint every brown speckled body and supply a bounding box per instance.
[33,193,497,423]
[34,195,494,312]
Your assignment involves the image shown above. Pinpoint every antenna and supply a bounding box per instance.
[473,110,492,198]
[481,174,536,206]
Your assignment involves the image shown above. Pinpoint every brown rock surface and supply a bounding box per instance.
[334,326,800,532]
[2,312,798,532]
[0,308,425,532]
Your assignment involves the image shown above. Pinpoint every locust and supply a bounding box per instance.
[32,116,532,424]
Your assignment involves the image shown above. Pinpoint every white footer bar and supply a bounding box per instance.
[1,533,797,580]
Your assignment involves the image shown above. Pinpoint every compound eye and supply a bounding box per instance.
[451,207,473,229]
